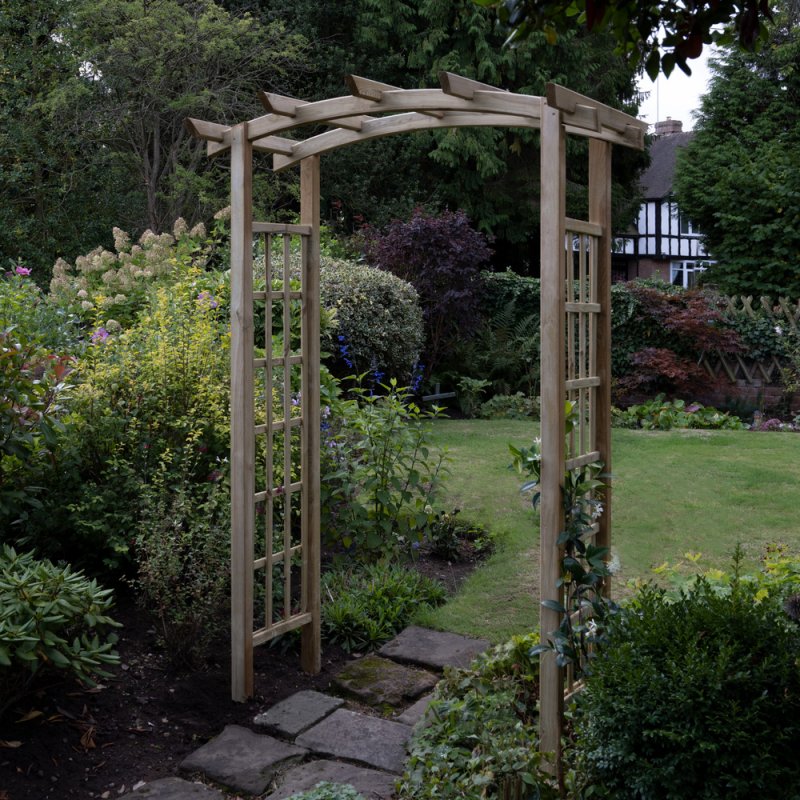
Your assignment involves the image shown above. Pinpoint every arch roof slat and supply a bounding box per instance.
[346,75,445,119]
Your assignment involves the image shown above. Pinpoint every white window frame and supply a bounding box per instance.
[670,260,706,288]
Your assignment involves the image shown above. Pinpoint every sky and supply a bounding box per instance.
[636,49,715,131]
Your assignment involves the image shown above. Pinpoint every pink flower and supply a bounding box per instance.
[91,327,109,343]
[14,266,31,276]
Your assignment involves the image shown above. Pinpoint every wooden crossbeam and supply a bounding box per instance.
[439,71,506,99]
[251,136,296,156]
[258,91,374,131]
[546,83,646,150]
[346,74,445,118]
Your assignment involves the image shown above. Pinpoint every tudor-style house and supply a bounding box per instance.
[613,118,709,286]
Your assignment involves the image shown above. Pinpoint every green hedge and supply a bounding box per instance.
[320,258,423,381]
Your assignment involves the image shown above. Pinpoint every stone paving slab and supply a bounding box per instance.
[333,655,438,707]
[394,692,434,728]
[254,690,345,737]
[179,725,307,795]
[295,708,411,774]
[124,777,225,799]
[266,759,396,800]
[379,626,490,671]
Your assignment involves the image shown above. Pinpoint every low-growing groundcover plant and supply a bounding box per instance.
[286,782,365,800]
[398,633,558,800]
[572,576,800,799]
[322,564,446,653]
[612,395,745,431]
[0,545,120,719]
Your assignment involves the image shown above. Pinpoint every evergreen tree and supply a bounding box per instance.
[674,6,800,297]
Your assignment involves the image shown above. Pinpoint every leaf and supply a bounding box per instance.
[80,725,96,749]
[541,598,567,614]
[17,709,43,722]
[0,741,22,748]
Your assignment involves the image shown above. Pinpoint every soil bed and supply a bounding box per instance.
[0,550,480,800]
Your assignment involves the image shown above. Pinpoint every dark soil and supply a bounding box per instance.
[0,551,480,800]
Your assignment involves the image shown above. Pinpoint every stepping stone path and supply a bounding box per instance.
[122,627,490,800]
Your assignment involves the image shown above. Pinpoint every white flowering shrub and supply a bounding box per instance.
[49,218,209,329]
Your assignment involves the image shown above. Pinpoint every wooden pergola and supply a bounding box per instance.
[186,72,645,765]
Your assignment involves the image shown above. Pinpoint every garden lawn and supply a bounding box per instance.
[416,420,800,643]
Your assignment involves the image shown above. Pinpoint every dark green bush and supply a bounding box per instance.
[135,459,230,670]
[320,258,423,381]
[321,564,445,653]
[0,545,120,718]
[573,578,800,799]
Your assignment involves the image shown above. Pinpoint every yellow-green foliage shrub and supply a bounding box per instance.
[33,278,230,570]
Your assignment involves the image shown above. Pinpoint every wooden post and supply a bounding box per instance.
[589,139,613,596]
[539,105,566,772]
[300,156,322,674]
[230,123,255,702]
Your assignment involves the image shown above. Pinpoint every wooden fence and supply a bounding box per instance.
[699,295,798,390]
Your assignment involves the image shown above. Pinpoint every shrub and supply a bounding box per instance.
[321,379,449,561]
[0,269,82,354]
[0,328,73,532]
[612,283,740,401]
[425,509,493,562]
[48,219,212,330]
[455,376,490,419]
[397,633,557,800]
[479,392,539,420]
[135,459,230,670]
[322,564,446,653]
[25,278,230,571]
[612,395,744,430]
[0,545,120,719]
[451,301,540,399]
[320,258,423,381]
[361,209,491,374]
[573,577,800,799]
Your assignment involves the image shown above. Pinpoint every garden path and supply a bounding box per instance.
[121,627,490,799]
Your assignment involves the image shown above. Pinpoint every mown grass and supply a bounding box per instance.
[415,419,800,643]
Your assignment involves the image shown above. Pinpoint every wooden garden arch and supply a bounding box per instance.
[186,73,645,765]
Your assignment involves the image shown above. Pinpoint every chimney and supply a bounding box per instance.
[654,117,683,136]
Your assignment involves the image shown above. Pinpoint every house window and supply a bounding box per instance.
[671,260,706,288]
[679,213,694,235]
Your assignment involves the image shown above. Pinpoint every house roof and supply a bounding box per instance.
[640,131,694,199]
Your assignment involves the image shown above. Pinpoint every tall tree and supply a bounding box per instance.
[265,0,643,273]
[57,0,309,233]
[0,0,127,275]
[674,4,800,297]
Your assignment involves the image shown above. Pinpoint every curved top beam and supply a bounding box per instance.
[270,111,540,172]
[185,76,646,158]
[250,88,542,141]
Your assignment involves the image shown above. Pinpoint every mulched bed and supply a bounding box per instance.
[0,550,481,800]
